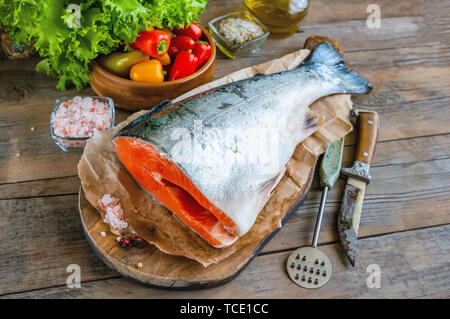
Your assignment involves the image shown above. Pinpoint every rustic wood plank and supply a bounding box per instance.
[0,177,79,200]
[364,133,450,166]
[200,0,431,26]
[3,225,448,298]
[0,195,117,296]
[412,291,450,299]
[1,152,448,294]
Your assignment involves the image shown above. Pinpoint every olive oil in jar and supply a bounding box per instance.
[244,0,309,37]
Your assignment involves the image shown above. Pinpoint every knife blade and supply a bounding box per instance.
[338,111,379,266]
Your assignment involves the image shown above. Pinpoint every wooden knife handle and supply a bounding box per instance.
[354,112,379,164]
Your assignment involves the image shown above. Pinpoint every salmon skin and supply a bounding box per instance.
[113,42,372,248]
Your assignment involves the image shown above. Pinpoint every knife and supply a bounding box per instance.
[338,110,379,266]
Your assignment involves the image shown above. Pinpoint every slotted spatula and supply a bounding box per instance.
[287,137,345,288]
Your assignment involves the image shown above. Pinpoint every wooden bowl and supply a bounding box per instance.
[89,26,216,111]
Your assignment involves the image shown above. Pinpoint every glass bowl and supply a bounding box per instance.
[208,10,269,59]
[50,96,115,152]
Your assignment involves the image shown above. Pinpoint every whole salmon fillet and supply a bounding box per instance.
[113,42,372,248]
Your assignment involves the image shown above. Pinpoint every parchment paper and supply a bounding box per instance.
[78,48,353,266]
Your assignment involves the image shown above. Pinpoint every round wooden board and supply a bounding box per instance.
[78,165,316,290]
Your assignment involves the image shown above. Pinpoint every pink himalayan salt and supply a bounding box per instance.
[52,96,112,139]
[99,194,128,230]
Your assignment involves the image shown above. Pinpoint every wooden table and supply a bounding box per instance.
[1,0,449,299]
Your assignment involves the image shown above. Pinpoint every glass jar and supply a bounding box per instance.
[209,10,269,59]
[50,96,115,152]
[244,0,309,38]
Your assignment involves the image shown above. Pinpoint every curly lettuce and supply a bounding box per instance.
[0,0,209,90]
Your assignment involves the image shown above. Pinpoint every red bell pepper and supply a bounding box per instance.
[132,30,171,57]
[168,35,195,58]
[192,41,211,69]
[169,51,198,81]
[173,22,202,42]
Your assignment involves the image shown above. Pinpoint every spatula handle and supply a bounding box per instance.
[355,112,379,164]
[320,137,345,189]
[312,186,328,248]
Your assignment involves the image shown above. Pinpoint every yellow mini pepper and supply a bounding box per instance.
[130,59,164,83]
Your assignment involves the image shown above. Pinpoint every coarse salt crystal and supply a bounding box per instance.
[99,194,128,230]
[111,205,123,215]
[101,194,115,206]
[137,262,143,268]
[100,231,106,237]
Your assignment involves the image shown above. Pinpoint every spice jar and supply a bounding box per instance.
[209,11,269,59]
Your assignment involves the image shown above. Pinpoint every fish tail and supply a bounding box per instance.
[301,41,373,94]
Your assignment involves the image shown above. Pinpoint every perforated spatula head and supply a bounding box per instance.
[287,247,332,288]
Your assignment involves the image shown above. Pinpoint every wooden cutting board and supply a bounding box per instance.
[78,164,316,289]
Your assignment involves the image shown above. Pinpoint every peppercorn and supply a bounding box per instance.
[117,236,144,249]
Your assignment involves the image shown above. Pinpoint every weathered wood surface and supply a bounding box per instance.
[4,225,449,299]
[0,132,448,295]
[0,0,449,298]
